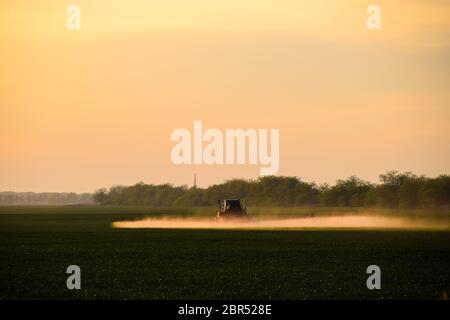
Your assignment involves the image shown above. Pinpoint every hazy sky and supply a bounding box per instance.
[1,0,449,192]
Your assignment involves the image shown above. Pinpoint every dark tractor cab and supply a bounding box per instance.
[216,199,247,219]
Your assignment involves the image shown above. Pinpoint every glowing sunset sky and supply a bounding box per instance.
[1,0,449,192]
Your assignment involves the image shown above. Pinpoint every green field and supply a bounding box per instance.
[0,206,449,299]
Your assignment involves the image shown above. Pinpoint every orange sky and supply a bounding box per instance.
[1,0,449,192]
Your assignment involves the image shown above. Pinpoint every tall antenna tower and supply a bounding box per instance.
[193,173,197,189]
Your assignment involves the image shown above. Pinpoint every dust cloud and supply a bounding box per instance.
[113,215,450,230]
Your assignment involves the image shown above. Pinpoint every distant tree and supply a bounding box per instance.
[92,188,108,205]
[320,176,373,207]
[419,175,450,208]
[375,171,418,208]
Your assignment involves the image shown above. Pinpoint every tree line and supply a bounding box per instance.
[0,192,93,205]
[93,171,450,209]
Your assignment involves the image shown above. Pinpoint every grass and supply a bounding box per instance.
[0,206,449,299]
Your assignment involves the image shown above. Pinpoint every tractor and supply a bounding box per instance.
[216,199,248,219]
